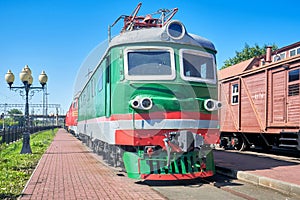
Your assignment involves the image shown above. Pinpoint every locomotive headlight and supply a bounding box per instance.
[131,96,141,109]
[166,20,185,40]
[141,97,153,110]
[217,102,222,109]
[205,99,215,111]
[130,96,153,110]
[204,99,222,112]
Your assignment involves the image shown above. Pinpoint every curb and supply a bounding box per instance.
[216,166,300,196]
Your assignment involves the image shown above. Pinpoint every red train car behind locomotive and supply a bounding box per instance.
[65,97,78,135]
[219,41,300,151]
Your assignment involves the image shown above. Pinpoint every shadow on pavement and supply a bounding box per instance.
[137,174,243,188]
[214,150,298,171]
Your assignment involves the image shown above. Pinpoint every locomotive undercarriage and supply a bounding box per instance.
[80,134,125,168]
[219,132,248,151]
[79,130,215,180]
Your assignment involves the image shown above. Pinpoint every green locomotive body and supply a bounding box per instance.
[76,4,221,180]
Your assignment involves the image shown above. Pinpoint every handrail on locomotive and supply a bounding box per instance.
[108,2,178,41]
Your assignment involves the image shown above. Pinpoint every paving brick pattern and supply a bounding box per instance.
[21,129,166,200]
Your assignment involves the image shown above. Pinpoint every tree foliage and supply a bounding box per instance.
[7,109,24,125]
[220,43,278,69]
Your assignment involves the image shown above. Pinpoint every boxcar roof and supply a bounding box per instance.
[109,23,216,53]
[218,58,256,81]
[218,41,300,82]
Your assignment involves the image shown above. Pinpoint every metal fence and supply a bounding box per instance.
[0,125,60,144]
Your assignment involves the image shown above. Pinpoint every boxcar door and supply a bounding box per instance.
[271,70,287,124]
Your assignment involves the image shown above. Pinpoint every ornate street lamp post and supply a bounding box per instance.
[5,65,48,154]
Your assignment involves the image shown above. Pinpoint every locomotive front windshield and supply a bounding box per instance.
[124,47,216,83]
[128,51,172,75]
[180,49,216,84]
[124,47,176,80]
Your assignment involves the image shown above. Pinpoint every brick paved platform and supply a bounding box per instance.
[214,150,300,196]
[20,129,166,200]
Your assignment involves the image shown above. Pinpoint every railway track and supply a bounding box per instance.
[218,146,300,163]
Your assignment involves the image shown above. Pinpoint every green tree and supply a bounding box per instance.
[221,43,278,69]
[7,109,24,126]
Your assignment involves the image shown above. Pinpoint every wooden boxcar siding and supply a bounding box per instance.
[219,72,267,133]
[240,72,266,132]
[267,67,300,126]
[288,95,300,123]
[269,69,286,124]
[219,81,239,132]
[220,65,300,134]
[287,66,300,124]
[268,68,300,127]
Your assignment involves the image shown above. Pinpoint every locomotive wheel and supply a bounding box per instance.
[220,137,229,149]
[89,141,123,168]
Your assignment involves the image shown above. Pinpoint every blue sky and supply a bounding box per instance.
[0,0,299,114]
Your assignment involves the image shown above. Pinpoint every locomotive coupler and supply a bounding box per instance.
[145,146,155,157]
[163,138,171,167]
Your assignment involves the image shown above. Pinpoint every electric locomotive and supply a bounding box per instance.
[74,3,221,180]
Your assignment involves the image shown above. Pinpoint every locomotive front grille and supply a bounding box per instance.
[146,153,204,175]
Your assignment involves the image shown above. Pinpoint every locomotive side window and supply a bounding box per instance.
[73,102,76,109]
[124,47,175,80]
[231,84,239,105]
[98,70,103,92]
[179,49,216,84]
[91,78,95,97]
[97,60,105,92]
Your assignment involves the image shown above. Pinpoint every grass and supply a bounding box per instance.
[0,129,57,199]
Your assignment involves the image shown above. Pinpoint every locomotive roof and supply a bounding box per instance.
[109,22,216,52]
[73,22,216,98]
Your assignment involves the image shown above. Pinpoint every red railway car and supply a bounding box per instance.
[219,42,300,151]
[65,97,78,135]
